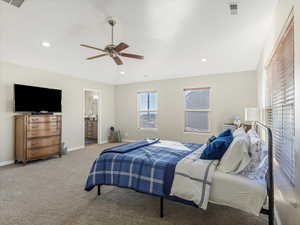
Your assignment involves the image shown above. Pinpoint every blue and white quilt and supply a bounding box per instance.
[85,139,202,197]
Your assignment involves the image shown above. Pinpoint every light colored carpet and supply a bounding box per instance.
[0,143,267,225]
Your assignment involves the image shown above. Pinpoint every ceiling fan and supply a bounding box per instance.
[80,18,144,65]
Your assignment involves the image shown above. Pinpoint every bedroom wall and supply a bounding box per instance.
[115,71,257,144]
[256,1,300,225]
[0,61,115,164]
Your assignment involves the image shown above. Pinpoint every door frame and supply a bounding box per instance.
[83,88,103,145]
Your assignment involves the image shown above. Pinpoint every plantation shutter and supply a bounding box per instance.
[267,20,295,185]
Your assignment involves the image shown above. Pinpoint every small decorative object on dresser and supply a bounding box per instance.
[233,116,241,127]
[15,114,62,165]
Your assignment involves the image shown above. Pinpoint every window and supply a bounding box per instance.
[267,19,295,185]
[184,88,211,132]
[137,91,158,129]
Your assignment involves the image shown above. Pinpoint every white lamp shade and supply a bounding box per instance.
[245,108,259,122]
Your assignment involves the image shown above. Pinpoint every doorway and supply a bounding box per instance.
[84,89,100,146]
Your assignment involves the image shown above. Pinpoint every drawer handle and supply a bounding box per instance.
[30,125,57,129]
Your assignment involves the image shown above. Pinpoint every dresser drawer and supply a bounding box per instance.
[27,129,60,138]
[87,127,97,133]
[86,124,96,129]
[27,136,60,149]
[27,122,60,131]
[86,120,97,126]
[29,116,60,123]
[27,145,60,159]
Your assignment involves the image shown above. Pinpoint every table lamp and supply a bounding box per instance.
[245,108,259,127]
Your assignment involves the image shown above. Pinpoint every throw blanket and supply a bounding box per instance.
[85,140,202,197]
[170,144,218,209]
[101,138,159,154]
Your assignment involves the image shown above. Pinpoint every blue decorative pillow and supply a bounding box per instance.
[218,129,233,138]
[200,135,233,160]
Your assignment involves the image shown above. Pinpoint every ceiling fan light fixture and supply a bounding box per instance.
[229,1,239,15]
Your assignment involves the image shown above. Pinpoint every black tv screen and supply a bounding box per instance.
[14,84,62,113]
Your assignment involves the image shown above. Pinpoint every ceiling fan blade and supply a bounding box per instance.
[87,54,108,60]
[112,56,123,65]
[114,42,129,52]
[80,44,105,52]
[120,52,144,60]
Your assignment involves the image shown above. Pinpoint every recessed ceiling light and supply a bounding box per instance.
[42,42,51,48]
[201,58,207,62]
[120,71,125,75]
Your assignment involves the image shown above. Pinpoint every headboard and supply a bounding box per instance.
[255,121,274,225]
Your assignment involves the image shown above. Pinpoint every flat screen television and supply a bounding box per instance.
[14,84,62,113]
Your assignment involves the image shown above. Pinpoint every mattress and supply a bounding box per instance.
[209,170,267,216]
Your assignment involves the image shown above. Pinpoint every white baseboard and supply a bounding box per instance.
[123,139,136,142]
[0,160,14,167]
[99,140,108,144]
[68,146,84,152]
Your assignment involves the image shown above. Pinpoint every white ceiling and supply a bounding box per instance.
[0,0,277,84]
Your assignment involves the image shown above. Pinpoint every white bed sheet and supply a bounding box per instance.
[209,170,267,216]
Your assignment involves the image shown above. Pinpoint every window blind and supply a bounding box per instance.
[265,108,273,128]
[137,92,158,129]
[184,88,211,132]
[267,20,295,185]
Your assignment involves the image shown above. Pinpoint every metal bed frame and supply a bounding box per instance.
[96,121,274,225]
[256,121,274,225]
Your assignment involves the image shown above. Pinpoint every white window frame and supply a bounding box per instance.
[183,87,212,134]
[137,91,158,130]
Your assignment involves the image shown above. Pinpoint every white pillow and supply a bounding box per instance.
[240,151,268,181]
[240,131,264,176]
[233,127,246,137]
[218,133,251,174]
[247,129,263,165]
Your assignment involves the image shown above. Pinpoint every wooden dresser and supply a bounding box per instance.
[15,115,62,165]
[85,118,97,140]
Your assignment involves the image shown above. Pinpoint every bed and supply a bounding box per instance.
[85,122,274,225]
